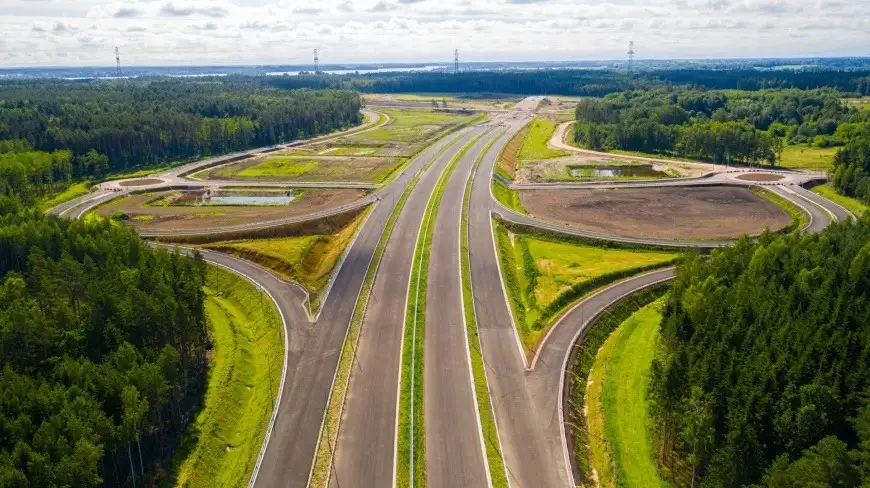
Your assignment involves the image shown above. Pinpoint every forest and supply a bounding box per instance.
[831,127,870,205]
[0,211,209,486]
[264,69,870,97]
[649,217,870,487]
[572,88,870,165]
[0,80,362,177]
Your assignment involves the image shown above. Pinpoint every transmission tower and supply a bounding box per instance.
[627,41,635,72]
[313,48,319,74]
[454,48,459,74]
[115,47,122,78]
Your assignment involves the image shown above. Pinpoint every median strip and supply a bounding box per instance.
[398,132,486,488]
[460,133,511,487]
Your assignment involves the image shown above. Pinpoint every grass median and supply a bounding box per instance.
[397,132,485,488]
[308,131,470,488]
[461,132,510,487]
[171,265,283,488]
[749,186,810,233]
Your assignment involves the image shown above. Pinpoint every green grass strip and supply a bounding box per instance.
[398,132,486,488]
[172,265,283,488]
[491,178,529,215]
[309,132,469,488]
[749,186,810,233]
[811,183,868,217]
[460,133,511,487]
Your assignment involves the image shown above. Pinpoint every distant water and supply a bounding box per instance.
[265,65,444,76]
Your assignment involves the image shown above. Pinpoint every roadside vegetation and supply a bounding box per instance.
[516,118,569,160]
[491,178,528,214]
[493,220,680,356]
[354,108,475,145]
[778,144,837,171]
[171,265,283,487]
[36,180,92,212]
[564,285,669,487]
[811,183,869,216]
[461,134,510,487]
[586,298,670,488]
[495,123,528,180]
[398,134,483,488]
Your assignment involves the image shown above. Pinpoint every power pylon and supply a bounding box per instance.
[627,41,635,72]
[454,48,459,74]
[115,47,122,78]
[314,48,319,74]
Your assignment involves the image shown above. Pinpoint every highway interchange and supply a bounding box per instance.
[52,96,854,488]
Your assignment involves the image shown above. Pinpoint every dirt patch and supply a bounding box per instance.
[520,186,791,239]
[96,189,366,233]
[119,178,164,187]
[200,153,405,183]
[515,154,711,184]
[735,173,785,182]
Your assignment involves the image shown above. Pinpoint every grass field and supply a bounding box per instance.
[778,144,838,171]
[494,222,680,355]
[517,118,569,161]
[224,155,406,183]
[201,211,365,298]
[351,109,475,144]
[171,266,283,488]
[38,181,93,212]
[588,298,670,488]
[811,183,869,216]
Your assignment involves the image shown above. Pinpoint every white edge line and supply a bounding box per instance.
[771,185,816,233]
[796,185,856,222]
[556,271,676,488]
[781,185,836,223]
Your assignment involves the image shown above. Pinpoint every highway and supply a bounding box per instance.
[329,125,489,488]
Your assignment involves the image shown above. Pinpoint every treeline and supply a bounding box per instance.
[263,69,870,96]
[832,127,870,205]
[572,88,870,165]
[649,218,870,487]
[0,211,209,486]
[0,80,362,177]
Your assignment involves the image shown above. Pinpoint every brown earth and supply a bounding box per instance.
[200,154,405,183]
[119,178,164,186]
[96,189,366,232]
[735,173,785,182]
[519,186,792,239]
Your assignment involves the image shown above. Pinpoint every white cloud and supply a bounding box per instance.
[0,0,866,66]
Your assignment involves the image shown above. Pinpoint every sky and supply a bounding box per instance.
[1,0,868,67]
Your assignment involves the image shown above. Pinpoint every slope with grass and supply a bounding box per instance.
[517,118,569,161]
[493,221,680,356]
[491,178,528,214]
[587,298,670,488]
[38,181,93,212]
[778,144,837,171]
[199,211,366,307]
[172,265,283,488]
[811,183,868,216]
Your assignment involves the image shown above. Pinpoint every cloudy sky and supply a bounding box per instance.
[1,0,867,67]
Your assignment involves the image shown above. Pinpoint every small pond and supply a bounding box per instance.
[570,165,669,178]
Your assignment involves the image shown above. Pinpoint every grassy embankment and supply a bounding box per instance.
[308,133,469,488]
[564,285,668,488]
[397,133,484,488]
[778,144,837,171]
[749,187,810,233]
[491,122,530,214]
[37,181,93,212]
[517,117,569,161]
[171,265,283,488]
[460,133,510,487]
[811,183,869,217]
[361,108,477,143]
[586,298,671,488]
[493,221,680,357]
[198,211,367,312]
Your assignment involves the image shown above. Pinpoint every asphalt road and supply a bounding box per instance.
[329,125,489,488]
[423,130,502,488]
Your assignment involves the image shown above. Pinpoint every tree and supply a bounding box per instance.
[682,386,714,488]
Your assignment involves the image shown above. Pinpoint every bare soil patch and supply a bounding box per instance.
[96,189,365,233]
[119,178,164,187]
[520,186,791,239]
[735,173,785,182]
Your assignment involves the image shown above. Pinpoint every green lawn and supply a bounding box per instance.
[592,298,671,488]
[37,181,93,212]
[517,118,569,161]
[811,183,869,216]
[171,265,283,488]
[494,222,680,355]
[237,159,319,178]
[352,109,474,144]
[778,144,838,171]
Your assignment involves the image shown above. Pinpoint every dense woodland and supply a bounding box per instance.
[572,88,870,165]
[832,128,870,205]
[0,80,362,177]
[264,69,870,97]
[0,211,209,486]
[649,218,870,487]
